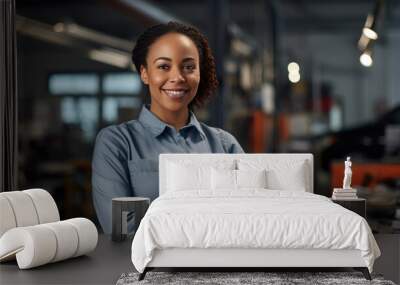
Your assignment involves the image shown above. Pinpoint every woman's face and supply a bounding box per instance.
[140,32,200,115]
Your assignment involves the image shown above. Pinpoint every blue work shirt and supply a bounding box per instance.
[92,105,244,234]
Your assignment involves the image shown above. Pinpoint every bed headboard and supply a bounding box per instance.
[159,153,314,195]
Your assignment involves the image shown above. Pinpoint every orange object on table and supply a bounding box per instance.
[331,162,400,189]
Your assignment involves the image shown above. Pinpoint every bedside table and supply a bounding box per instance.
[331,198,366,218]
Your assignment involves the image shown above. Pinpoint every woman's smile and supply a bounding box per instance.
[162,88,190,99]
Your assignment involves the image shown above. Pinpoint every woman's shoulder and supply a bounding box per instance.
[199,122,234,139]
[200,122,241,145]
[199,122,243,153]
[95,120,141,146]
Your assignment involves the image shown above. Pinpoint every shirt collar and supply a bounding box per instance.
[183,109,206,139]
[138,105,206,139]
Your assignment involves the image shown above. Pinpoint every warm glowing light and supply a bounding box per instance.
[288,72,301,83]
[288,62,300,73]
[88,49,131,68]
[360,51,373,67]
[363,27,378,40]
[358,34,370,51]
[53,23,65,32]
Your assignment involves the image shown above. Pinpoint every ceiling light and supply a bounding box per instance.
[361,0,384,41]
[358,34,370,51]
[363,27,378,40]
[360,50,373,67]
[88,49,131,68]
[364,14,374,30]
[288,62,299,73]
[288,72,300,83]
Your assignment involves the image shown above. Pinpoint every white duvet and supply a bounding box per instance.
[131,190,380,273]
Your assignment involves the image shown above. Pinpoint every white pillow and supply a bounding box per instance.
[168,162,210,191]
[211,168,267,190]
[238,159,308,191]
[237,169,267,188]
[267,166,306,191]
[211,168,236,190]
[167,159,235,192]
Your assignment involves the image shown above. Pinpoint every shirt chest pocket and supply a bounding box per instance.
[128,158,159,201]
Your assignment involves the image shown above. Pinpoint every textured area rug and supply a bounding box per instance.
[116,271,396,285]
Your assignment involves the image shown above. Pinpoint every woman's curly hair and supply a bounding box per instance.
[131,21,219,109]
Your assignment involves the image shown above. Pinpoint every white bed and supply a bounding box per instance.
[131,154,380,280]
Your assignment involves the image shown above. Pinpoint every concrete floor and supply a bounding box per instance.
[374,234,400,284]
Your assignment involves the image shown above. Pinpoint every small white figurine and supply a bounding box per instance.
[342,156,352,189]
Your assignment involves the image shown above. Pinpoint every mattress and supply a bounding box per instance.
[131,190,380,273]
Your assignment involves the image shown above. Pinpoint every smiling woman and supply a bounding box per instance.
[138,32,201,129]
[91,21,244,234]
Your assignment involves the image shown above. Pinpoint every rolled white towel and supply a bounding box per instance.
[0,196,17,237]
[65,218,98,257]
[0,218,98,269]
[0,191,39,227]
[23,189,60,224]
[42,221,79,262]
[0,225,57,268]
[0,189,60,239]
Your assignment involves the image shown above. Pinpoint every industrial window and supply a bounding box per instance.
[60,97,99,141]
[49,73,99,95]
[103,97,141,123]
[102,73,142,95]
[49,72,143,142]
